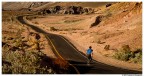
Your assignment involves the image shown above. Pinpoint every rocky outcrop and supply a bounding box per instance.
[90,15,104,27]
[38,6,94,15]
[106,3,112,7]
[2,2,94,14]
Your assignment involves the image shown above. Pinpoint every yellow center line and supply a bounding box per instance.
[45,35,64,60]
[45,34,80,74]
[59,35,88,59]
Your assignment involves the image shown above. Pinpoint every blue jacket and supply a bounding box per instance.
[87,48,93,54]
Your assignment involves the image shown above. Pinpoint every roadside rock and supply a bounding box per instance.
[90,15,104,27]
[106,3,112,7]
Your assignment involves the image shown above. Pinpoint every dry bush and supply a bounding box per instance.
[104,45,110,50]
[34,22,39,24]
[2,49,53,74]
[54,57,69,70]
[129,49,142,64]
[50,27,57,31]
[113,45,142,63]
[26,16,37,20]
[64,19,83,23]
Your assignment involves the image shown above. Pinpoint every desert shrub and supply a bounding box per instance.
[54,57,69,70]
[34,22,39,24]
[2,46,54,74]
[96,39,105,44]
[104,45,110,50]
[113,45,142,63]
[2,40,69,74]
[121,45,130,52]
[62,28,83,31]
[2,63,12,74]
[26,16,37,20]
[130,49,142,64]
[64,19,83,23]
[113,45,132,61]
[113,49,132,61]
[50,27,57,31]
[53,57,69,73]
[106,11,112,17]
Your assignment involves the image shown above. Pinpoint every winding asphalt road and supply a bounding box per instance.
[17,16,142,74]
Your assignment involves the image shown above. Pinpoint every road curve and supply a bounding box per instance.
[17,16,142,74]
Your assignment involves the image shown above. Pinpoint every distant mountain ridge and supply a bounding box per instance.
[2,2,113,11]
[2,2,49,11]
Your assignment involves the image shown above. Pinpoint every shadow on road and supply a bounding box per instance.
[67,60,93,74]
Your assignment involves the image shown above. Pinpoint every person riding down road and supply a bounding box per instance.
[86,46,93,64]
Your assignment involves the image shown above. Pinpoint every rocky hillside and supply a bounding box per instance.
[2,2,114,14]
[92,2,142,51]
[2,2,49,11]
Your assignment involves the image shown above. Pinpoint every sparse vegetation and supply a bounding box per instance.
[97,39,101,44]
[34,21,39,24]
[2,48,51,74]
[2,11,70,74]
[113,45,142,64]
[62,28,83,31]
[26,16,37,20]
[104,45,110,50]
[64,19,83,23]
[50,27,57,31]
[96,39,105,44]
[2,35,70,74]
[26,15,46,21]
[53,57,69,73]
[2,27,53,74]
[105,11,112,18]
[113,49,131,61]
